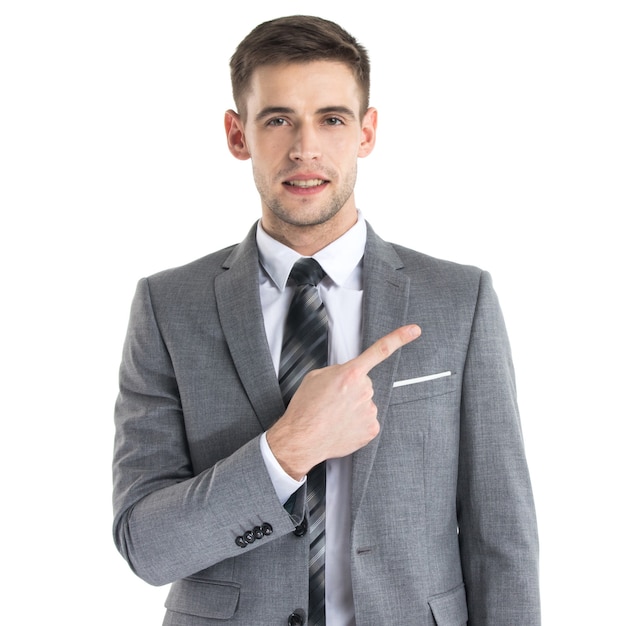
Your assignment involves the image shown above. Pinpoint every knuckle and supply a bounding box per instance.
[365,400,378,420]
[342,366,362,387]
[376,341,392,359]
[358,380,374,403]
[370,419,380,437]
[365,415,380,440]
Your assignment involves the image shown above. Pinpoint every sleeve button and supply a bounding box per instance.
[293,518,308,537]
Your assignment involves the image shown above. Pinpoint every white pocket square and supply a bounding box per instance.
[393,371,452,388]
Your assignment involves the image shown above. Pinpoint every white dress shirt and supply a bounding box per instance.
[257,213,366,626]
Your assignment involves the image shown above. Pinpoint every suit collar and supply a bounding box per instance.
[255,212,368,291]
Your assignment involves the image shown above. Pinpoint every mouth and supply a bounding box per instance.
[283,178,329,188]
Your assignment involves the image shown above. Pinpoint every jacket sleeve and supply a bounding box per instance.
[457,271,541,624]
[112,278,305,586]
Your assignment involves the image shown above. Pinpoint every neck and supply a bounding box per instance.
[261,208,358,256]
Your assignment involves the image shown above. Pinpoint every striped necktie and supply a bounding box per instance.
[278,257,327,626]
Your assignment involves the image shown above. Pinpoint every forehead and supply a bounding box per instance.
[245,61,362,110]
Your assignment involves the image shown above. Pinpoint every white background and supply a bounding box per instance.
[1,1,624,624]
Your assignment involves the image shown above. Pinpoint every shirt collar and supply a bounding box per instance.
[256,211,367,291]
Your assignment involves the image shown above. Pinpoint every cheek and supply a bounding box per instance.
[331,140,361,167]
[249,137,289,164]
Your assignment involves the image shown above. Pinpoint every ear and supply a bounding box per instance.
[224,109,251,160]
[358,107,378,158]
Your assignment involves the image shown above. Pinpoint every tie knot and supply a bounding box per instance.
[290,258,326,287]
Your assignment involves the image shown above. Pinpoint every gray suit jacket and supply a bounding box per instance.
[113,222,540,625]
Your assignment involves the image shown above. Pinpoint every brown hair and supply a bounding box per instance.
[230,15,370,121]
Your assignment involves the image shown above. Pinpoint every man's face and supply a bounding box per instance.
[226,61,377,247]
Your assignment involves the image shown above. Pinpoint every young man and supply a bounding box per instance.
[113,15,541,626]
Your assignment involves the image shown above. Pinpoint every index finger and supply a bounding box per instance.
[352,324,421,374]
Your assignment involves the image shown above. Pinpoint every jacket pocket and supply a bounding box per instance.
[390,372,458,405]
[165,578,240,620]
[428,583,468,625]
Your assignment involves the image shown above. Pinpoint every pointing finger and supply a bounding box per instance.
[352,324,421,374]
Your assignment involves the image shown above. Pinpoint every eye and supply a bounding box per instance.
[267,117,288,127]
[324,117,344,126]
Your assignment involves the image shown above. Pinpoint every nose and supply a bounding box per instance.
[289,123,321,162]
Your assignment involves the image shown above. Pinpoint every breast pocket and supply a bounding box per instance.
[390,371,458,405]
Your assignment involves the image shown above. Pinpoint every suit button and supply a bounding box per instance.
[243,530,255,544]
[293,518,308,537]
[235,536,247,548]
[261,523,273,536]
[287,610,305,626]
[253,526,264,539]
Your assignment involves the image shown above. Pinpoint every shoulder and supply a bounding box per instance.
[146,243,238,289]
[392,243,486,292]
[127,244,239,318]
[394,244,492,318]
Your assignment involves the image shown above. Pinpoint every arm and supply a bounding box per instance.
[113,277,419,587]
[457,271,541,624]
[112,278,304,586]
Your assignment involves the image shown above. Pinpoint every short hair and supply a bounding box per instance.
[230,15,370,121]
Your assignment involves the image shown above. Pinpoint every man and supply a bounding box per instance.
[113,15,541,626]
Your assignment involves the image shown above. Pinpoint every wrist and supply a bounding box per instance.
[266,425,311,481]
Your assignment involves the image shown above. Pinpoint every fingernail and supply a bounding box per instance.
[409,324,421,337]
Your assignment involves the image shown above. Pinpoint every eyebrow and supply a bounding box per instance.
[255,106,357,122]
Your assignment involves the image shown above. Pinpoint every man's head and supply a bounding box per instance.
[230,15,370,122]
[225,16,377,255]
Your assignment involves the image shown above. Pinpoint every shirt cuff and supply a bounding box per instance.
[259,432,305,505]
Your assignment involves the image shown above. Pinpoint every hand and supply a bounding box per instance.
[266,324,421,479]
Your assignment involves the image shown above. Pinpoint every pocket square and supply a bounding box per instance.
[393,371,452,388]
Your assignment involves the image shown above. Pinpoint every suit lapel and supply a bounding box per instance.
[352,225,411,515]
[215,224,285,432]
